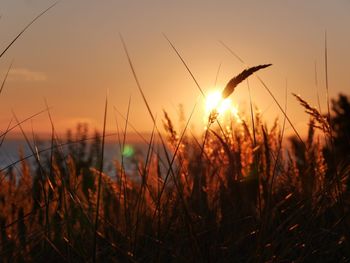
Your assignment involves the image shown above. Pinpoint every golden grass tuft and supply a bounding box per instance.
[292,93,331,135]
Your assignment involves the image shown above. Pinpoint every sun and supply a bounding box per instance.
[205,91,222,113]
[205,90,241,122]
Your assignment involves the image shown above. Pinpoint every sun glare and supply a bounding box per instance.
[205,91,222,113]
[205,90,241,122]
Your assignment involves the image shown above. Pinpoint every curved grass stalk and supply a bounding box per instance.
[0,2,58,59]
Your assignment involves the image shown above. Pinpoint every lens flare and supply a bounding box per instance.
[122,145,134,158]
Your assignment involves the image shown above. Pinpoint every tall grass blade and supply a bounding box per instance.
[0,2,58,59]
[163,34,205,98]
[92,93,108,263]
[0,108,50,139]
[324,31,331,123]
[0,118,12,148]
[133,119,157,253]
[119,34,185,218]
[121,96,131,238]
[0,60,13,96]
[314,61,322,112]
[153,102,197,220]
[268,82,288,208]
[214,62,222,87]
[247,79,257,146]
[119,34,155,122]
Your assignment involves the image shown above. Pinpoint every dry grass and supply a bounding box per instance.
[292,93,331,135]
[0,102,349,262]
[0,11,349,261]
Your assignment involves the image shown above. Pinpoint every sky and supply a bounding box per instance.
[0,0,350,140]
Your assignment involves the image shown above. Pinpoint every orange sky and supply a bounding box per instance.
[1,0,350,140]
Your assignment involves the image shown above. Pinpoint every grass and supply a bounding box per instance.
[1,90,349,263]
[0,8,350,262]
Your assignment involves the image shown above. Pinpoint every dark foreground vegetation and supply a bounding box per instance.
[0,94,349,262]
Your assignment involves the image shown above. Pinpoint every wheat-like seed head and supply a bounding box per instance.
[292,93,331,135]
[222,64,272,99]
[162,110,178,146]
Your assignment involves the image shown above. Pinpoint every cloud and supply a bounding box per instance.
[8,68,47,82]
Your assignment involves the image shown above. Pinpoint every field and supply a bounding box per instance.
[1,3,350,262]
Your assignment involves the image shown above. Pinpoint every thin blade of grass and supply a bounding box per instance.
[12,111,53,247]
[324,31,331,123]
[219,40,245,64]
[0,131,120,174]
[152,102,197,220]
[133,117,157,253]
[11,111,45,174]
[119,34,155,122]
[270,81,288,195]
[119,33,180,201]
[0,2,58,59]
[314,60,322,112]
[324,31,345,217]
[120,35,203,258]
[92,93,108,263]
[0,108,51,139]
[163,34,205,98]
[0,118,13,148]
[114,105,169,172]
[44,98,73,262]
[120,96,131,238]
[214,62,222,87]
[113,108,123,158]
[0,60,13,96]
[247,79,257,146]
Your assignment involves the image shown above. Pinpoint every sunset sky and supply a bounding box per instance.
[0,0,350,139]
